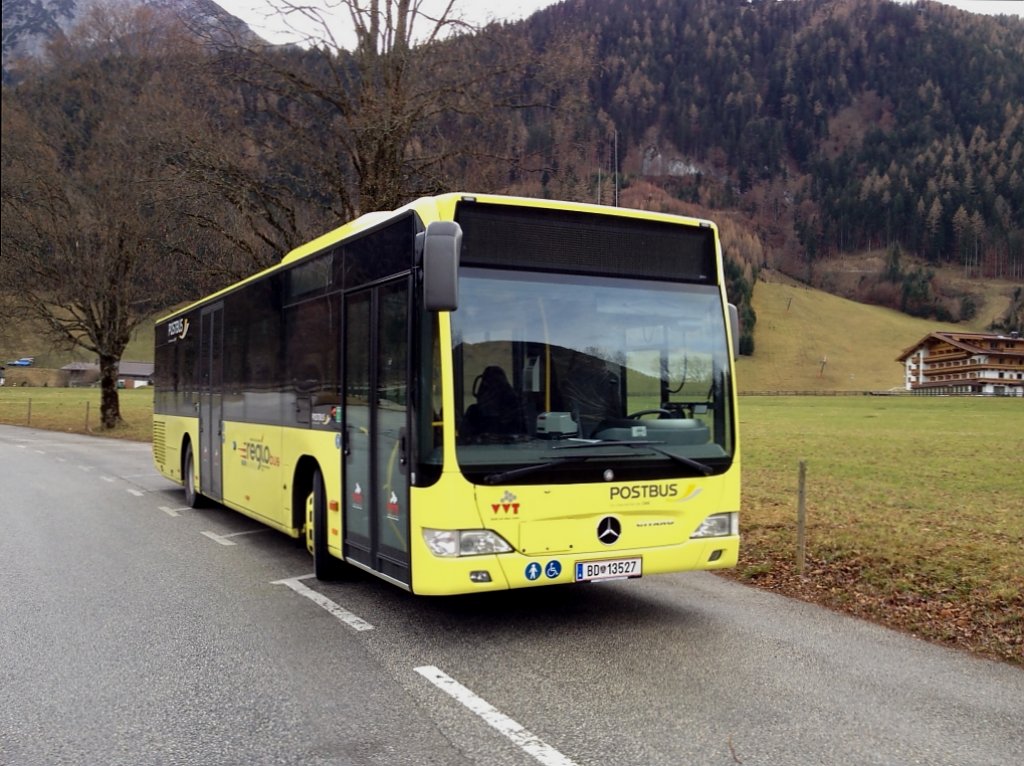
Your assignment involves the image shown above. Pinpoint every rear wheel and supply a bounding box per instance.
[183,442,201,508]
[311,468,341,580]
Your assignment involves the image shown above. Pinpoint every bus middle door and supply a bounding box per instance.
[343,279,411,587]
[198,302,224,503]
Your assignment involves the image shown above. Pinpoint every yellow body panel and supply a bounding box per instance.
[221,421,285,526]
[153,414,344,544]
[152,414,196,488]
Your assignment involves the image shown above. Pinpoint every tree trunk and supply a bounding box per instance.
[99,354,122,429]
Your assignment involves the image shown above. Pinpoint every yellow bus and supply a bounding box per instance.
[153,193,740,595]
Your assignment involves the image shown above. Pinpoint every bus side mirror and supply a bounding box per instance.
[728,303,739,360]
[423,221,461,312]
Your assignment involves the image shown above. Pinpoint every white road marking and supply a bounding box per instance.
[271,575,374,632]
[201,531,235,546]
[158,505,191,517]
[126,489,145,497]
[414,665,579,766]
[200,529,266,546]
[101,476,115,483]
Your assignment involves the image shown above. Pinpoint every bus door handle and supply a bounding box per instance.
[398,428,408,467]
[343,426,351,457]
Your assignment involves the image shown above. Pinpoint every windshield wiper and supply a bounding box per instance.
[481,450,639,485]
[553,439,714,476]
[481,456,591,485]
[482,440,715,485]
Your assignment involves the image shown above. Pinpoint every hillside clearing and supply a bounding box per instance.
[735,275,989,392]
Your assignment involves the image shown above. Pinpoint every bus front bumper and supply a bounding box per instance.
[410,535,739,596]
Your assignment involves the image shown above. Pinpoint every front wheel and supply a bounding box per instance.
[310,469,341,581]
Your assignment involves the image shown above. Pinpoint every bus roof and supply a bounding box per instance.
[156,193,718,324]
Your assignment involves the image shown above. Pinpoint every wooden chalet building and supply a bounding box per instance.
[896,331,1024,396]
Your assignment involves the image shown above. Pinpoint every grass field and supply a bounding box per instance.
[0,388,153,441]
[734,395,1024,664]
[2,386,1020,662]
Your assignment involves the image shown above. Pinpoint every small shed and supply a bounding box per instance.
[118,361,154,389]
[62,361,101,387]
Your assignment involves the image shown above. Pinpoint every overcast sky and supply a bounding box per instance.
[216,0,1023,48]
[216,1,564,47]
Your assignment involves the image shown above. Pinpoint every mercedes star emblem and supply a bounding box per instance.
[597,516,621,545]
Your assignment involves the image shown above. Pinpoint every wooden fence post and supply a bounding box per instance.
[797,460,807,575]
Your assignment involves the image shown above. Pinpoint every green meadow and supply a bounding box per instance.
[0,387,153,441]
[735,395,1023,663]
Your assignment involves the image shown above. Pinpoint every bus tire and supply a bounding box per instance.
[183,441,202,509]
[311,468,341,581]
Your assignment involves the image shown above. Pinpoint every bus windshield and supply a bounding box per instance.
[451,268,734,484]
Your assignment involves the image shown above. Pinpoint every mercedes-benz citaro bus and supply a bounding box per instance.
[153,193,740,595]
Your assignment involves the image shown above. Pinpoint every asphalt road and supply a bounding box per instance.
[1,424,1021,766]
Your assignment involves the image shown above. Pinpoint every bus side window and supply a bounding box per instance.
[295,360,321,394]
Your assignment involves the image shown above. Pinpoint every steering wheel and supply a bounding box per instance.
[627,408,672,419]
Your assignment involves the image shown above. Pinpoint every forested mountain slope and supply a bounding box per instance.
[520,0,1023,279]
[475,0,1018,339]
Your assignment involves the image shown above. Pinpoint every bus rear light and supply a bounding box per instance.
[423,528,513,557]
[690,512,738,539]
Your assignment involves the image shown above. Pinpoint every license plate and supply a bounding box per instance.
[574,557,642,582]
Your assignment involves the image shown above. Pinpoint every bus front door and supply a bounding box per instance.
[343,280,411,586]
[198,303,224,502]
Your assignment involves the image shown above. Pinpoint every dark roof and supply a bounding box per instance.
[896,331,1024,362]
[118,362,154,377]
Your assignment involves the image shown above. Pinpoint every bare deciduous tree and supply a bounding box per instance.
[0,4,205,427]
[192,0,594,236]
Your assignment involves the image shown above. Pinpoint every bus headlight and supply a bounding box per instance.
[690,512,739,539]
[422,529,513,557]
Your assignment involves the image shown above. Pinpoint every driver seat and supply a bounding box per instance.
[465,366,522,435]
